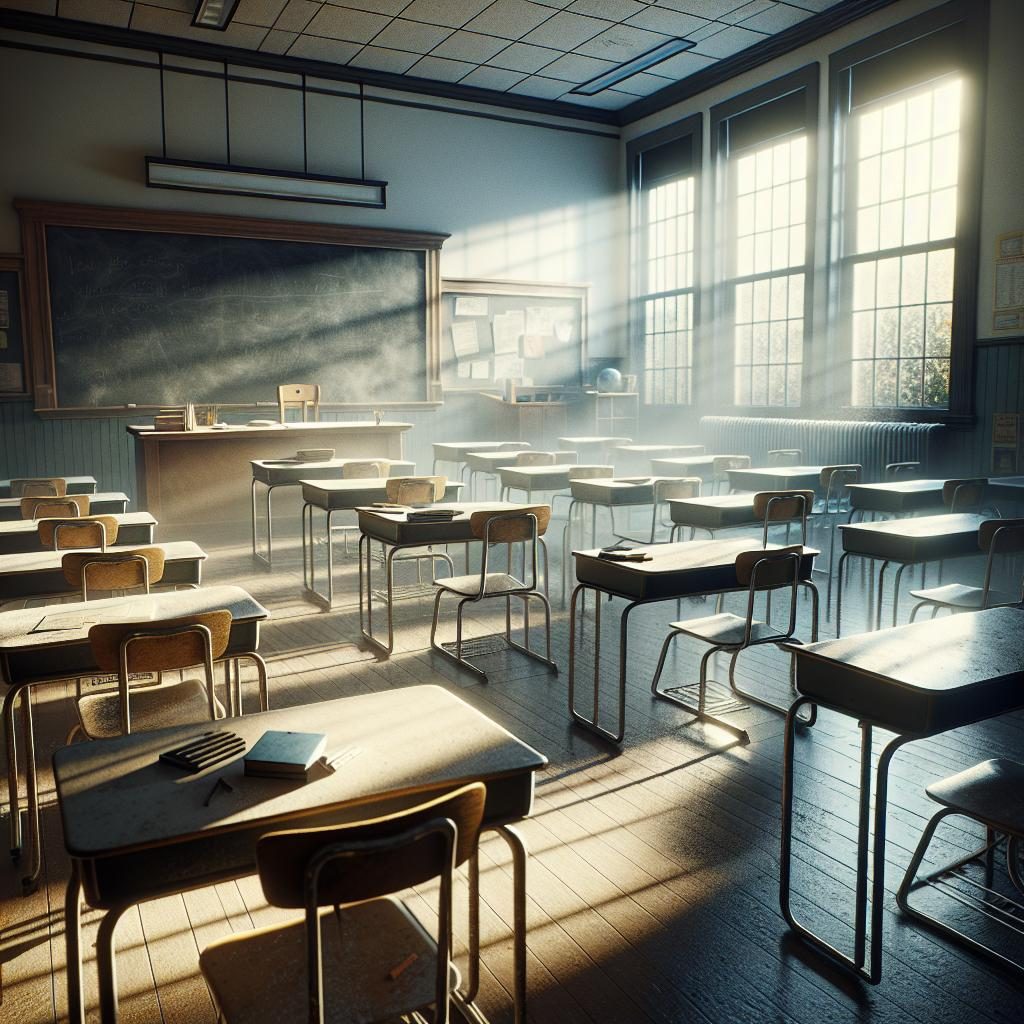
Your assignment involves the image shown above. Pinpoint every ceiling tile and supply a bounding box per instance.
[567,0,646,20]
[0,0,55,12]
[613,70,675,96]
[458,64,527,91]
[721,0,774,24]
[407,54,475,82]
[321,0,407,13]
[430,30,508,64]
[649,47,717,78]
[370,18,453,53]
[625,5,707,38]
[692,24,768,58]
[260,28,298,51]
[506,75,570,100]
[575,23,670,64]
[564,88,633,109]
[287,33,362,61]
[401,0,493,29]
[274,0,322,34]
[738,3,814,31]
[303,4,390,43]
[521,10,610,50]
[59,0,131,27]
[540,51,615,84]
[347,44,419,72]
[464,0,554,41]
[485,40,560,74]
[134,0,194,11]
[788,0,842,10]
[654,0,747,17]
[233,0,288,27]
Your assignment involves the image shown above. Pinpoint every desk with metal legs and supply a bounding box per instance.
[0,512,157,555]
[466,451,576,500]
[0,584,269,894]
[558,436,632,461]
[834,513,986,635]
[780,608,1024,983]
[0,492,129,521]
[498,463,608,503]
[846,479,947,518]
[431,440,529,479]
[250,457,415,568]
[613,443,703,473]
[649,455,720,482]
[568,538,819,744]
[0,476,97,497]
[726,465,825,493]
[987,475,1024,508]
[301,479,464,609]
[357,501,544,657]
[55,685,546,1024]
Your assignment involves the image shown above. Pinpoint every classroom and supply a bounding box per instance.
[1,0,1023,1021]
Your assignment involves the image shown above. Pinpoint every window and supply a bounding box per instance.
[627,116,701,406]
[711,68,817,409]
[831,3,986,415]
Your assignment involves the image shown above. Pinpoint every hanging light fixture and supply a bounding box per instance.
[191,0,241,31]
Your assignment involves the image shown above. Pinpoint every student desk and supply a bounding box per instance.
[834,513,986,634]
[431,440,528,477]
[846,479,947,517]
[0,584,269,893]
[0,491,129,521]
[127,421,411,530]
[726,465,825,493]
[558,435,632,460]
[0,512,156,555]
[250,456,415,568]
[357,501,537,655]
[987,475,1024,507]
[0,476,97,498]
[56,684,546,1024]
[301,479,464,608]
[0,540,206,606]
[649,455,724,482]
[668,493,766,536]
[498,463,610,502]
[567,538,819,744]
[466,450,576,499]
[780,608,1024,983]
[614,443,704,472]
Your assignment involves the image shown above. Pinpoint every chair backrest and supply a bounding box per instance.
[885,461,921,480]
[22,495,89,519]
[386,475,446,503]
[943,477,987,512]
[768,449,802,466]
[470,506,551,542]
[340,459,388,479]
[568,465,615,481]
[37,514,119,550]
[654,477,702,501]
[62,547,166,597]
[752,490,814,522]
[514,451,557,466]
[89,610,232,674]
[11,477,67,498]
[979,518,1024,554]
[496,441,531,452]
[277,383,320,422]
[819,464,861,491]
[257,782,486,909]
[713,455,751,476]
[735,545,804,589]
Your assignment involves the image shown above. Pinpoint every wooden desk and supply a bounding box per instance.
[128,421,411,529]
[0,511,156,555]
[0,475,97,497]
[568,538,819,743]
[55,685,546,1024]
[780,608,1024,982]
[846,479,947,515]
[0,584,268,892]
[0,540,206,604]
[726,465,825,493]
[0,491,129,521]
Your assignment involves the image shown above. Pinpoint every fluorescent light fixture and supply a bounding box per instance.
[571,38,697,96]
[192,0,240,30]
[146,158,388,209]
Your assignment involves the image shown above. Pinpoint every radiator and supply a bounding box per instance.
[698,416,944,481]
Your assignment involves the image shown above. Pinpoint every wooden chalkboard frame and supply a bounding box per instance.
[440,277,588,394]
[16,199,448,412]
[0,255,30,401]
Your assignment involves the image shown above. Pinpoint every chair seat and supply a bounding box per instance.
[667,612,787,648]
[908,583,1019,609]
[925,758,1024,836]
[200,896,456,1024]
[434,572,527,597]
[77,676,223,740]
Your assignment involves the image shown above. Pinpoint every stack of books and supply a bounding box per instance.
[295,448,335,461]
[153,407,187,431]
[407,508,457,523]
[243,729,327,781]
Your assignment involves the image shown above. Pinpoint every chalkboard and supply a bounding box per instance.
[440,279,587,393]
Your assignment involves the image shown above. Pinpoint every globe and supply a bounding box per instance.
[595,367,623,393]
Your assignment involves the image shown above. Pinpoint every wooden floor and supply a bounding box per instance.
[2,514,1023,1023]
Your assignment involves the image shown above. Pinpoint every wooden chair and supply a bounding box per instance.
[21,495,89,519]
[278,383,321,423]
[646,477,702,542]
[768,449,803,466]
[385,475,445,504]
[334,460,389,553]
[75,611,229,739]
[943,477,988,513]
[62,547,166,600]
[711,455,751,494]
[650,545,810,743]
[513,450,558,467]
[11,477,67,498]
[909,518,1024,619]
[430,508,556,682]
[752,490,813,547]
[199,782,487,1024]
[37,515,118,550]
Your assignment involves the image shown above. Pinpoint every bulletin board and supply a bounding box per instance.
[440,278,587,392]
[992,229,1024,334]
[0,256,28,399]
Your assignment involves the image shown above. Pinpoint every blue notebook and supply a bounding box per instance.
[244,730,327,780]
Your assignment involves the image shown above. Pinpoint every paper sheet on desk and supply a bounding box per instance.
[31,612,103,633]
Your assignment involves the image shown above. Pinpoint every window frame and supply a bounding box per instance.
[626,113,702,408]
[827,0,988,422]
[709,64,820,412]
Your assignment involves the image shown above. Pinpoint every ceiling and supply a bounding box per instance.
[1,0,859,121]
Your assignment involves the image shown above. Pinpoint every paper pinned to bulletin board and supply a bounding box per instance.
[992,230,1024,334]
[992,413,1021,474]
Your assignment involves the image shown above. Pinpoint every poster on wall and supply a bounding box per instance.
[992,230,1024,333]
[991,412,1020,474]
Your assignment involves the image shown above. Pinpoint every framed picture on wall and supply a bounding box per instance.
[0,256,29,399]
